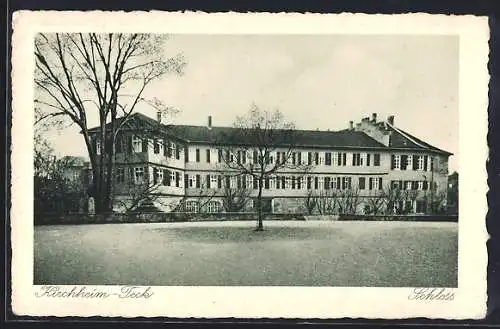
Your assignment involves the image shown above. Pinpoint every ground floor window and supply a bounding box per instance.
[185,201,199,213]
[207,201,222,213]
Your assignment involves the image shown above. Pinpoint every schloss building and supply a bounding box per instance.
[86,112,452,214]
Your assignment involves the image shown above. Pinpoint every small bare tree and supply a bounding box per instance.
[222,176,252,212]
[314,189,338,215]
[303,190,318,215]
[364,192,386,215]
[337,187,361,215]
[217,104,311,231]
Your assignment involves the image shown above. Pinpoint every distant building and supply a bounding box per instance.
[86,112,452,214]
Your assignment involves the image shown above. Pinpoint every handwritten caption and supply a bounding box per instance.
[34,286,154,299]
[408,288,455,301]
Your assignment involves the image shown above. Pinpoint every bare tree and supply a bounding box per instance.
[314,189,338,215]
[222,176,252,212]
[303,189,317,215]
[337,187,361,215]
[217,104,311,231]
[34,33,186,213]
[364,192,386,215]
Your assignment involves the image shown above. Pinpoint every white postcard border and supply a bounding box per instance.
[11,11,489,319]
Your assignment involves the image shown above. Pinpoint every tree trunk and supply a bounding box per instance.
[256,176,264,231]
[104,111,117,213]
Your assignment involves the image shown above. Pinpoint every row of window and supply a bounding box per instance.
[117,166,438,192]
[390,180,436,191]
[391,154,433,171]
[96,136,184,160]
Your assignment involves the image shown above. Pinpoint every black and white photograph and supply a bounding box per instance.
[11,11,488,319]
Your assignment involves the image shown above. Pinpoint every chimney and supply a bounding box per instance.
[371,113,377,122]
[387,115,395,125]
[208,115,212,128]
[349,121,354,130]
[157,110,162,123]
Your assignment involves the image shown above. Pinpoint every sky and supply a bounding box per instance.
[43,34,459,172]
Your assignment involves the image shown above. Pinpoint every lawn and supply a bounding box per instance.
[34,220,458,287]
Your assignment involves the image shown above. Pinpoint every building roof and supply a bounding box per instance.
[87,112,452,155]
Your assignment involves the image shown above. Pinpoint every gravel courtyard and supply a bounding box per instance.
[34,220,458,287]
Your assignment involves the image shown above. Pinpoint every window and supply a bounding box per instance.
[210,175,217,187]
[134,167,145,185]
[342,177,352,190]
[175,172,180,187]
[418,181,424,190]
[314,177,319,190]
[325,176,331,189]
[314,152,319,165]
[337,152,347,166]
[307,152,312,165]
[116,167,125,184]
[406,155,413,169]
[153,167,163,185]
[185,201,199,213]
[325,152,332,166]
[196,174,201,188]
[207,201,221,213]
[417,155,425,170]
[96,139,102,154]
[352,153,362,166]
[392,155,401,170]
[372,177,380,190]
[374,153,381,166]
[406,181,412,190]
[307,176,312,189]
[188,175,196,188]
[196,149,200,162]
[132,136,142,153]
[206,149,211,163]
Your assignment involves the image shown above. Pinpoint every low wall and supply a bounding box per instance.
[34,212,307,225]
[34,212,458,225]
[338,214,459,222]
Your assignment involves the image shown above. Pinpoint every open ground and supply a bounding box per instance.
[34,220,458,287]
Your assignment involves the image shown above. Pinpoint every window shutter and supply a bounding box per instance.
[115,134,122,153]
[163,169,170,185]
[163,139,168,156]
[141,138,148,153]
[366,154,371,166]
[324,177,329,190]
[352,154,355,166]
[337,153,341,166]
[253,150,258,164]
[423,181,428,190]
[369,177,373,190]
[359,177,365,190]
[401,155,407,170]
[184,174,188,187]
[343,153,347,166]
[196,174,201,188]
[144,166,149,183]
[412,155,418,170]
[218,176,222,189]
[226,176,230,188]
[337,177,341,189]
[423,156,428,171]
[378,178,383,190]
[206,174,211,188]
[390,155,395,170]
[298,152,302,165]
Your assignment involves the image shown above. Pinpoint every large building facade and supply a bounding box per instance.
[87,112,452,215]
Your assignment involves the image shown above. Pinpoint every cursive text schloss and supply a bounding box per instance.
[35,286,154,299]
[408,288,455,301]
